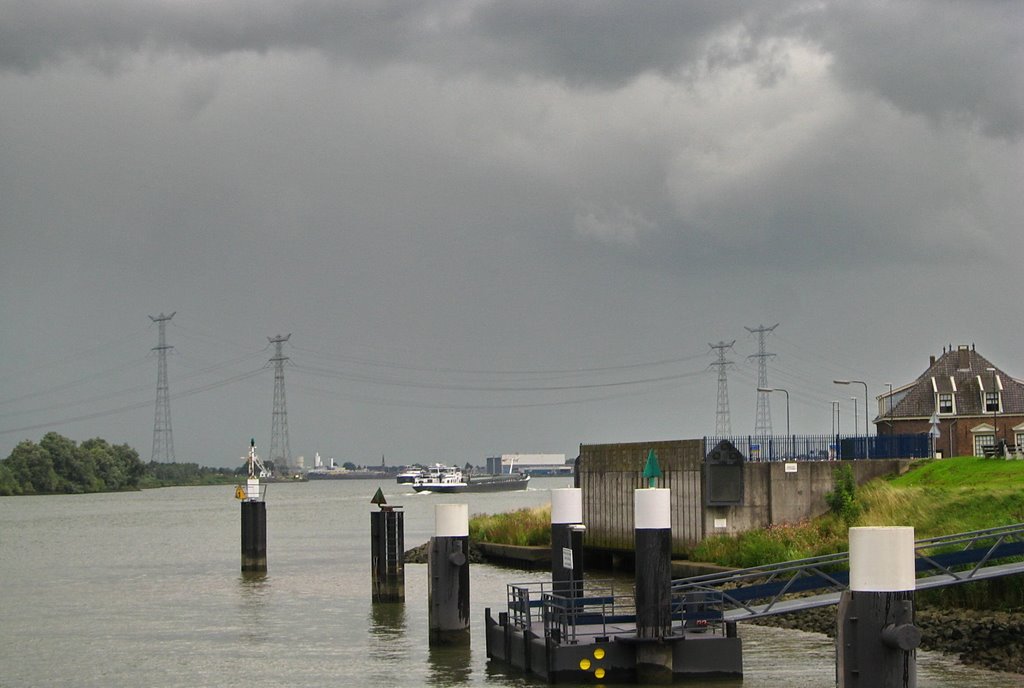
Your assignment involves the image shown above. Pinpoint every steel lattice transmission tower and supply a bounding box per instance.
[267,334,292,474]
[149,312,176,462]
[746,323,778,437]
[709,340,736,436]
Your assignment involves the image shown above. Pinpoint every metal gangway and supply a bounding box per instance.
[671,522,1024,623]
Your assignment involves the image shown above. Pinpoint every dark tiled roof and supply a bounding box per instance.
[891,347,1024,419]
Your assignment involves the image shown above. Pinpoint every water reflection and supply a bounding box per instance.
[237,572,270,644]
[369,602,407,640]
[428,643,472,685]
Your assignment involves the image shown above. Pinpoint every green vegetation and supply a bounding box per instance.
[0,432,243,495]
[824,463,861,525]
[470,505,552,547]
[693,457,1024,567]
[463,458,1024,569]
[137,461,240,489]
[0,432,145,495]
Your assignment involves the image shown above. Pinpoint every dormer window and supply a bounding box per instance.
[985,391,1000,413]
[938,393,954,414]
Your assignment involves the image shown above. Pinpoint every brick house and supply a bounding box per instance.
[876,344,1024,457]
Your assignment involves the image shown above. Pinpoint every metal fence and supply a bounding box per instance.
[704,434,931,461]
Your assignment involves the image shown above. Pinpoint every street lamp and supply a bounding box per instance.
[835,380,870,459]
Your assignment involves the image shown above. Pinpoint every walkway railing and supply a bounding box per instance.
[503,524,1024,642]
[671,522,1024,621]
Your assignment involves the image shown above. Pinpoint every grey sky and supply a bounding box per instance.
[2,1,1021,467]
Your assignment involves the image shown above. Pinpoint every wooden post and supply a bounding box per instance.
[371,506,405,602]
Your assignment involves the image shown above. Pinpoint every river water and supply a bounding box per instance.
[0,478,1016,687]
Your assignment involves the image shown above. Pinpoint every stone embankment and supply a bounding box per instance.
[755,606,1024,675]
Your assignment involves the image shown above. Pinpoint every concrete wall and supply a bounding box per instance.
[578,439,912,555]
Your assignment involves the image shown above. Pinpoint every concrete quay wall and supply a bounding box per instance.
[578,439,912,556]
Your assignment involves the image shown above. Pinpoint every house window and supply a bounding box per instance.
[1016,432,1024,449]
[985,392,1000,413]
[938,393,954,414]
[974,434,995,457]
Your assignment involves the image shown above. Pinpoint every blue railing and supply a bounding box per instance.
[704,434,930,461]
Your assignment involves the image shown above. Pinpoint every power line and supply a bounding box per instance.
[289,362,709,393]
[0,367,266,437]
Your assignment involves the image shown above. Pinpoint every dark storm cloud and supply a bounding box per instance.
[1,0,1022,466]
[0,1,770,82]
[807,1,1024,138]
[3,1,1019,137]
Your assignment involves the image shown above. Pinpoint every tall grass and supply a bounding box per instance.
[469,505,552,547]
[693,457,1024,567]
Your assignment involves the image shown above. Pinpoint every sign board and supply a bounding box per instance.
[784,463,798,473]
[562,547,573,571]
[714,518,728,529]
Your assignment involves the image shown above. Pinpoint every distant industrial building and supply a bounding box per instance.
[486,453,572,476]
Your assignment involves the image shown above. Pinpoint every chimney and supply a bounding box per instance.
[929,355,936,368]
[957,345,970,370]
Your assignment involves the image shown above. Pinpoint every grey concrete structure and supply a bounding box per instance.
[578,439,911,555]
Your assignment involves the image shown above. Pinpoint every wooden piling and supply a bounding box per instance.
[370,507,405,602]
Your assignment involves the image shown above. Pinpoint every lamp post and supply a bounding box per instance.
[835,380,870,459]
[759,387,790,457]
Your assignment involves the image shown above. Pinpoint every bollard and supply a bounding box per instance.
[837,526,920,688]
[550,488,585,598]
[370,501,405,603]
[428,504,470,645]
[634,488,673,683]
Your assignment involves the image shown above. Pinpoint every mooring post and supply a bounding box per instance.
[550,488,585,598]
[428,503,470,645]
[837,526,920,688]
[370,488,405,603]
[239,440,267,572]
[634,487,673,683]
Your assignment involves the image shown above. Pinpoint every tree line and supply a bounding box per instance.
[0,432,243,496]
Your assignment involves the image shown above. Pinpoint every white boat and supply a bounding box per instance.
[396,468,425,484]
[412,463,529,493]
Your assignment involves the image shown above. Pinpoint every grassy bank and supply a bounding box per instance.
[469,504,551,546]
[468,458,1024,566]
[693,457,1024,567]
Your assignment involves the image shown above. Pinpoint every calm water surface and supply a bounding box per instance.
[0,478,1017,687]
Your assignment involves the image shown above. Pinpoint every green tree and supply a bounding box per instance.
[7,441,61,494]
[0,463,22,496]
